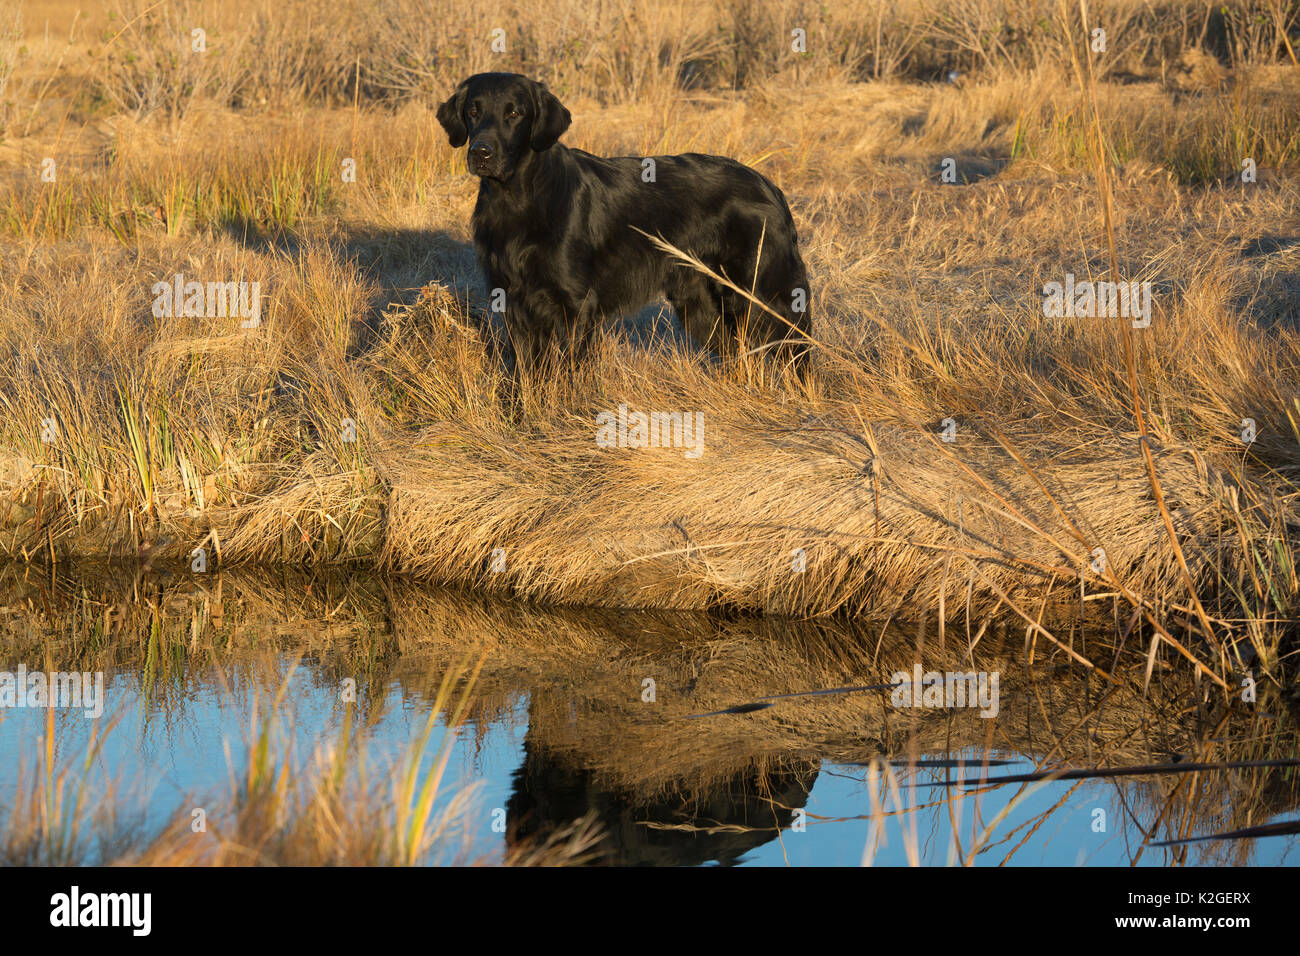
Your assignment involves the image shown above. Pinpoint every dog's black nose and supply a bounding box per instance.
[469,143,493,161]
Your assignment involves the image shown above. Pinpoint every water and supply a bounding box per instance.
[0,566,1295,866]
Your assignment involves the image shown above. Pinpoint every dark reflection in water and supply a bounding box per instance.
[508,740,819,866]
[0,563,1296,866]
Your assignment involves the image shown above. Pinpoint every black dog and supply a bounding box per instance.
[436,73,811,372]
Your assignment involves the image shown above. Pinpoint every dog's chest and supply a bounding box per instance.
[473,209,558,286]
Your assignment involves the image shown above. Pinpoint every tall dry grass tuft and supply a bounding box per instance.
[65,0,1300,116]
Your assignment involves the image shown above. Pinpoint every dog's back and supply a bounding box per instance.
[550,148,810,356]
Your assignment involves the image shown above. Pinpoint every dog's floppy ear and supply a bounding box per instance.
[529,81,571,151]
[436,80,471,148]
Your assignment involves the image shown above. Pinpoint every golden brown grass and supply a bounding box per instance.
[0,0,1298,692]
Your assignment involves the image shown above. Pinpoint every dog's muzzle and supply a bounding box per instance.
[468,142,497,177]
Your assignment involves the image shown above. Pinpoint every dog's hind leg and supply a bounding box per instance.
[764,254,813,368]
[729,249,813,368]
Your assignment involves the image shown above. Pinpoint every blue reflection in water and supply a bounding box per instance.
[0,660,1295,866]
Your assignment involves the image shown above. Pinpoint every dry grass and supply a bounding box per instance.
[0,0,1298,691]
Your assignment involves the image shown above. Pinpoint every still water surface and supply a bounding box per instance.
[0,570,1295,866]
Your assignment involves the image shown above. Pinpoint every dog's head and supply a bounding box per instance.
[436,73,571,180]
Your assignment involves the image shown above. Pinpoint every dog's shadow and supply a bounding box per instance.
[374,228,688,359]
[231,224,689,359]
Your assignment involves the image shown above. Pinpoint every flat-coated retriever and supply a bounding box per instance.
[436,73,811,372]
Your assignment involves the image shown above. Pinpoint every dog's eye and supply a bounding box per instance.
[467,105,480,119]
[506,107,520,119]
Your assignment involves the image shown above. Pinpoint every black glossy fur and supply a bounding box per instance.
[436,73,811,372]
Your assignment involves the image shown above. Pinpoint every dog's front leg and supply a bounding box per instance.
[500,287,554,377]
[563,293,601,367]
[503,314,543,377]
